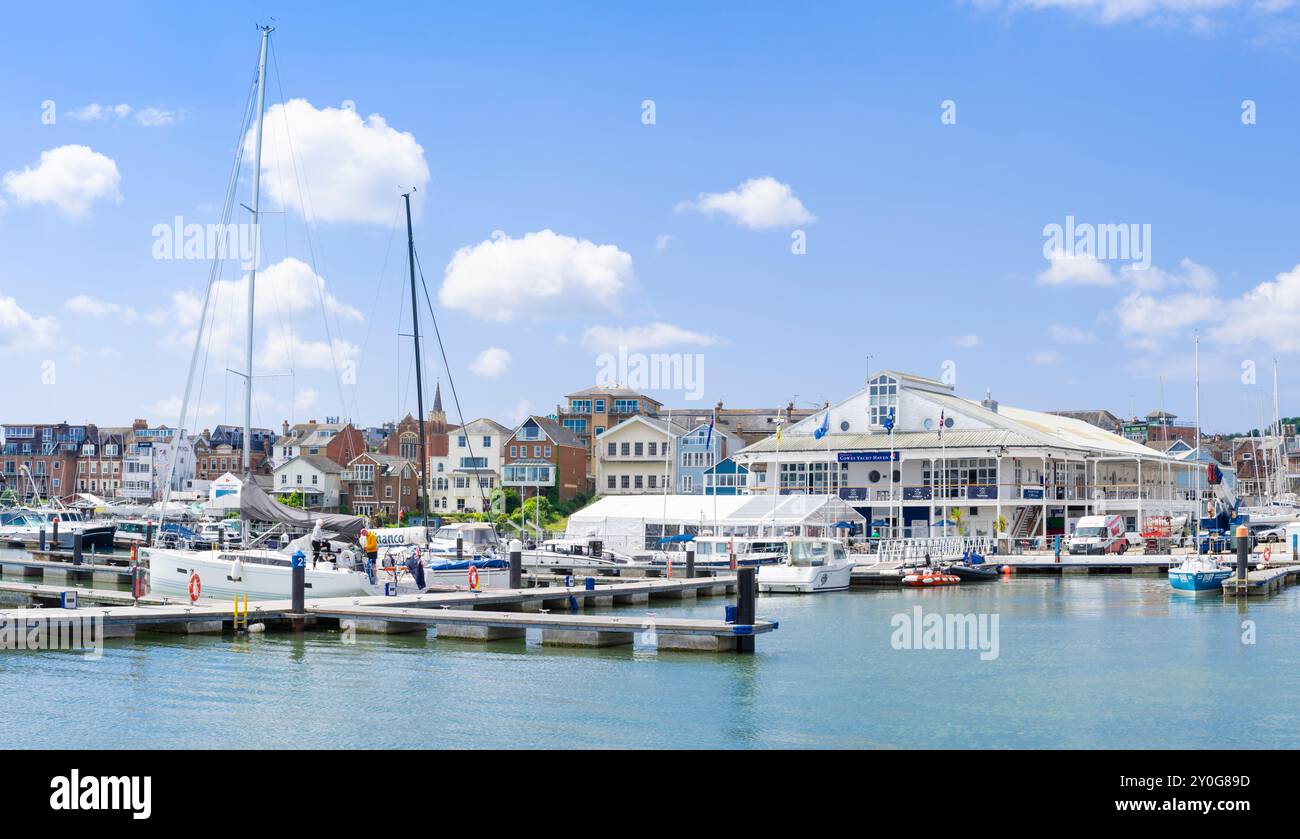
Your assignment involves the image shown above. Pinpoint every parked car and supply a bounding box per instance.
[1255,526,1285,544]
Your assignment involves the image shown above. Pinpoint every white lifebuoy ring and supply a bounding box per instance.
[188,571,201,603]
[468,565,480,590]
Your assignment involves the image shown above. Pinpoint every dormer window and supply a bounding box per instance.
[868,374,898,428]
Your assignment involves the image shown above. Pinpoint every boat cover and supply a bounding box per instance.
[238,472,366,540]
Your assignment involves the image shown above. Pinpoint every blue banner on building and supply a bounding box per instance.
[967,485,998,500]
[902,486,932,501]
[837,451,900,463]
[839,487,870,502]
[1021,488,1044,499]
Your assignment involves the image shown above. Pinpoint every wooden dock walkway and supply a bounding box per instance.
[0,554,135,583]
[0,573,771,653]
[1222,564,1300,597]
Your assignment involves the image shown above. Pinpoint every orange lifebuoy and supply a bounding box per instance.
[1263,546,1272,564]
[468,565,480,590]
[188,571,201,603]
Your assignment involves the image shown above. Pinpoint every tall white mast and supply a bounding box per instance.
[1194,335,1201,540]
[1273,358,1283,499]
[243,24,272,474]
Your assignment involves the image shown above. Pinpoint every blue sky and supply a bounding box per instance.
[3,0,1300,435]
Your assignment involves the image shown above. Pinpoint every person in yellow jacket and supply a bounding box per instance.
[362,528,379,584]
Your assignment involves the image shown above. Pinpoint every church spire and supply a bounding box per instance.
[432,379,444,414]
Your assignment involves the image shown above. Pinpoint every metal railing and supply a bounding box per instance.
[874,536,994,565]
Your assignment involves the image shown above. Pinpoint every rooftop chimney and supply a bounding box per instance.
[981,390,999,414]
[282,420,289,436]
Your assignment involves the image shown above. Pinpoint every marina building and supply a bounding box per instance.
[729,370,1206,540]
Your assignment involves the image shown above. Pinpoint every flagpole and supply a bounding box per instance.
[709,405,717,535]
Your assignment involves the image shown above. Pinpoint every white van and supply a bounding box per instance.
[1069,514,1127,555]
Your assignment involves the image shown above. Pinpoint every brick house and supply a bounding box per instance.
[271,418,366,469]
[501,416,587,502]
[342,452,419,519]
[194,425,274,480]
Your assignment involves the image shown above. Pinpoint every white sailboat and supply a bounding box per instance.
[146,26,388,602]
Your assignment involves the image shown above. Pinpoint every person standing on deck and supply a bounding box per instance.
[362,528,379,584]
[310,519,325,568]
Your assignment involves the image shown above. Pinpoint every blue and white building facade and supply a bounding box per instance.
[676,422,739,494]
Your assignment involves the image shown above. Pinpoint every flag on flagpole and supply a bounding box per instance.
[938,409,945,439]
[705,410,715,448]
[813,410,830,440]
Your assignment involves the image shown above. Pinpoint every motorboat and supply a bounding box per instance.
[425,522,500,557]
[943,551,999,582]
[651,535,788,570]
[520,537,634,568]
[902,569,961,587]
[1168,555,1232,593]
[0,509,116,550]
[757,537,853,593]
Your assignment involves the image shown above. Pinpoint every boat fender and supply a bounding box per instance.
[247,622,266,633]
[231,557,244,582]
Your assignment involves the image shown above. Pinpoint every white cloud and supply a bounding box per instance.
[655,234,676,251]
[1049,323,1097,344]
[676,176,815,229]
[1030,350,1060,365]
[250,99,429,225]
[134,107,177,127]
[67,103,132,121]
[973,0,1238,26]
[294,388,319,412]
[440,230,633,321]
[952,333,980,348]
[148,395,220,425]
[153,257,363,393]
[2,145,121,218]
[508,399,534,426]
[0,295,56,351]
[581,322,724,352]
[1115,290,1221,349]
[67,103,178,126]
[469,347,512,378]
[1211,263,1300,351]
[1036,251,1118,286]
[1120,257,1216,293]
[65,294,139,321]
[256,326,360,372]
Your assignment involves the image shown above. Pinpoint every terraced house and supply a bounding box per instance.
[0,422,90,501]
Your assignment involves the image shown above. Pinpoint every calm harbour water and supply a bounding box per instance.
[2,553,1297,749]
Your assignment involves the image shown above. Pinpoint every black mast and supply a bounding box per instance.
[403,191,429,526]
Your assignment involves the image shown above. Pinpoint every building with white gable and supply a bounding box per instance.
[731,370,1211,541]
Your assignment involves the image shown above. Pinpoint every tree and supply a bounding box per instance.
[281,490,306,509]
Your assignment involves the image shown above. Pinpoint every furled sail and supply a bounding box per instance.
[238,472,365,540]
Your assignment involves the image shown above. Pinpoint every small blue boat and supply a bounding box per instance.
[1169,556,1232,592]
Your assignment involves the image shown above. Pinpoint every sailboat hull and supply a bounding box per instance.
[143,547,373,601]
